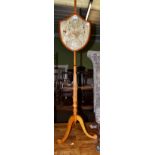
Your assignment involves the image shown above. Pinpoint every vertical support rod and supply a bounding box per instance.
[73,51,78,116]
[74,0,77,14]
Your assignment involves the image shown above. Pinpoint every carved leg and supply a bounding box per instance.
[77,115,97,139]
[57,115,75,144]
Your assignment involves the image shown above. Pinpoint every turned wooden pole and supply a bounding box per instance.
[74,0,77,14]
[73,51,78,117]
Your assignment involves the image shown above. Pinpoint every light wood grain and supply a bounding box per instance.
[55,123,100,155]
[57,51,97,144]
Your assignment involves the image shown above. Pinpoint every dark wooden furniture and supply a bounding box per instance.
[55,69,94,111]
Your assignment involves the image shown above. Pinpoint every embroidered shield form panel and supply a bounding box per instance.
[59,14,91,52]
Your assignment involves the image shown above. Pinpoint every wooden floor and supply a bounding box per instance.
[54,122,100,155]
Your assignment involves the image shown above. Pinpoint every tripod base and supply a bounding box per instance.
[57,115,97,144]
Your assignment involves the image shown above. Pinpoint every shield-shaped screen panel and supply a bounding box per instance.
[60,14,91,51]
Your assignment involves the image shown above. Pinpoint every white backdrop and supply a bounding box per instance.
[101,0,155,154]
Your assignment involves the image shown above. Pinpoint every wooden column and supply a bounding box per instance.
[73,51,78,116]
